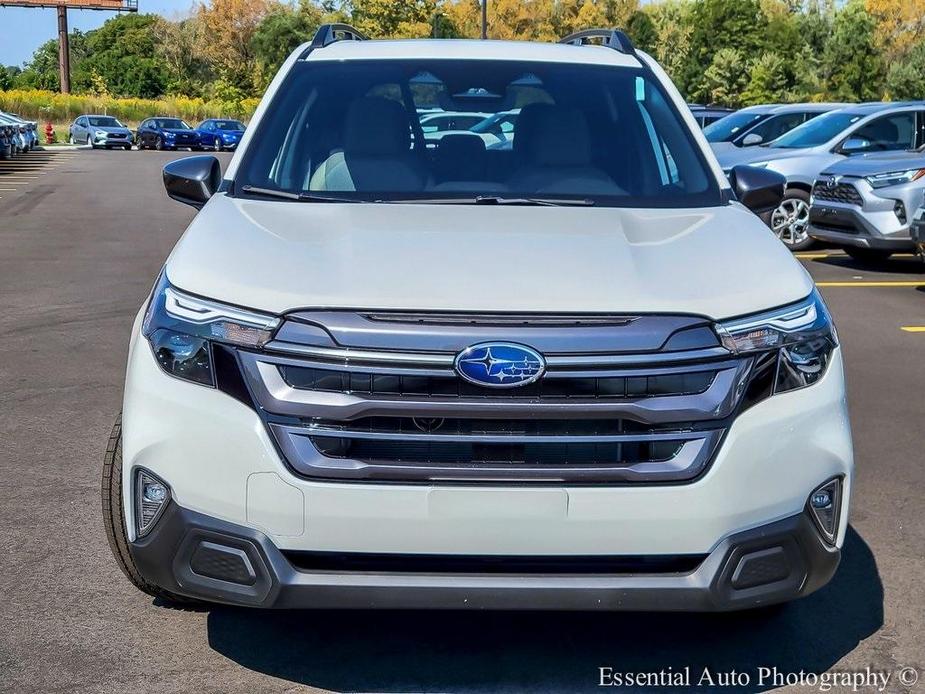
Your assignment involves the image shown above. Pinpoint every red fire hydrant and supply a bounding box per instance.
[45,122,55,145]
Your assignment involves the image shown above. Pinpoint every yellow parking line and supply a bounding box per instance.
[900,326,925,332]
[796,252,916,259]
[816,281,925,287]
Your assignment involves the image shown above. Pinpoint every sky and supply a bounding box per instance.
[0,0,194,67]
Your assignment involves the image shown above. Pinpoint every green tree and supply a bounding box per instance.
[157,17,212,97]
[885,42,925,100]
[625,10,657,54]
[76,14,166,98]
[700,47,748,106]
[684,0,764,97]
[821,0,883,100]
[348,0,437,38]
[0,66,22,91]
[15,32,88,92]
[647,0,695,85]
[741,52,788,104]
[251,0,325,86]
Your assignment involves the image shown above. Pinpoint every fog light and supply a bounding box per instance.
[807,478,842,544]
[136,468,171,537]
[143,481,167,504]
[894,200,907,224]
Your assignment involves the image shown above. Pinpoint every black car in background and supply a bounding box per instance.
[687,104,736,128]
[136,117,201,151]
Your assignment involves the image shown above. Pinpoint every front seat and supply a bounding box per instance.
[310,97,427,192]
[506,106,621,196]
[433,134,487,182]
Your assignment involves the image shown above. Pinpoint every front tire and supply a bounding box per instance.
[155,136,164,151]
[86,134,95,149]
[101,414,193,605]
[844,247,893,264]
[769,190,814,251]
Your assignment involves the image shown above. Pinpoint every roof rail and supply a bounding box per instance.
[309,23,368,49]
[558,29,636,56]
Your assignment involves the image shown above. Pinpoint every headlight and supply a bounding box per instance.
[716,288,838,398]
[164,131,176,138]
[865,168,925,189]
[143,272,279,386]
[745,161,771,169]
[95,130,106,137]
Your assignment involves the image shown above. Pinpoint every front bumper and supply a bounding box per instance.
[912,209,925,255]
[130,500,839,611]
[121,309,853,609]
[92,133,133,147]
[808,179,919,251]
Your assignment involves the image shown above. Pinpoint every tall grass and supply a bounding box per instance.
[0,89,259,125]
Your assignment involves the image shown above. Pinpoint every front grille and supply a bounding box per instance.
[813,180,863,206]
[233,311,749,484]
[108,133,127,139]
[279,364,716,399]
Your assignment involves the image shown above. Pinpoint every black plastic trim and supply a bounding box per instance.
[129,503,840,611]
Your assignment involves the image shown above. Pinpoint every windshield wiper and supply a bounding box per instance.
[240,185,363,203]
[383,195,595,207]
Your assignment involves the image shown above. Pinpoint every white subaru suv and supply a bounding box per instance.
[103,26,853,611]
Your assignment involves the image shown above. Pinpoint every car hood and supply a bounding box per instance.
[822,151,925,176]
[708,142,738,155]
[163,128,197,136]
[93,126,131,134]
[165,194,813,320]
[715,146,811,170]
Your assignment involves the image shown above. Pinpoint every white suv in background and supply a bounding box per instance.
[103,26,853,612]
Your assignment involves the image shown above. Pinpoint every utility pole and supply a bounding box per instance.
[57,5,71,93]
[481,0,487,39]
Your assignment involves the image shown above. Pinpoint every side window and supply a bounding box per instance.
[748,113,805,143]
[77,117,87,127]
[850,113,917,152]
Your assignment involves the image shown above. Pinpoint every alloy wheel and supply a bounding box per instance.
[770,198,810,247]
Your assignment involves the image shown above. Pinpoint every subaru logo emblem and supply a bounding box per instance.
[454,342,546,388]
[827,175,839,187]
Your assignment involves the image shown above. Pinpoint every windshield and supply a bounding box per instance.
[770,111,863,149]
[236,59,720,207]
[704,112,768,142]
[213,120,245,131]
[154,118,191,129]
[88,116,123,127]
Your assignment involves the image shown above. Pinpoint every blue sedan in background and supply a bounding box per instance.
[136,117,201,151]
[195,119,246,151]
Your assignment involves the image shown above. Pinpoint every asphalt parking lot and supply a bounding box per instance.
[0,149,923,693]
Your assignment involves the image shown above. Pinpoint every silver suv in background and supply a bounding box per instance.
[809,148,925,262]
[706,103,845,155]
[716,103,925,250]
[911,201,925,258]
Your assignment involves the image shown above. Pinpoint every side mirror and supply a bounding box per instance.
[163,155,221,210]
[728,165,785,215]
[840,137,869,154]
[741,133,763,146]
